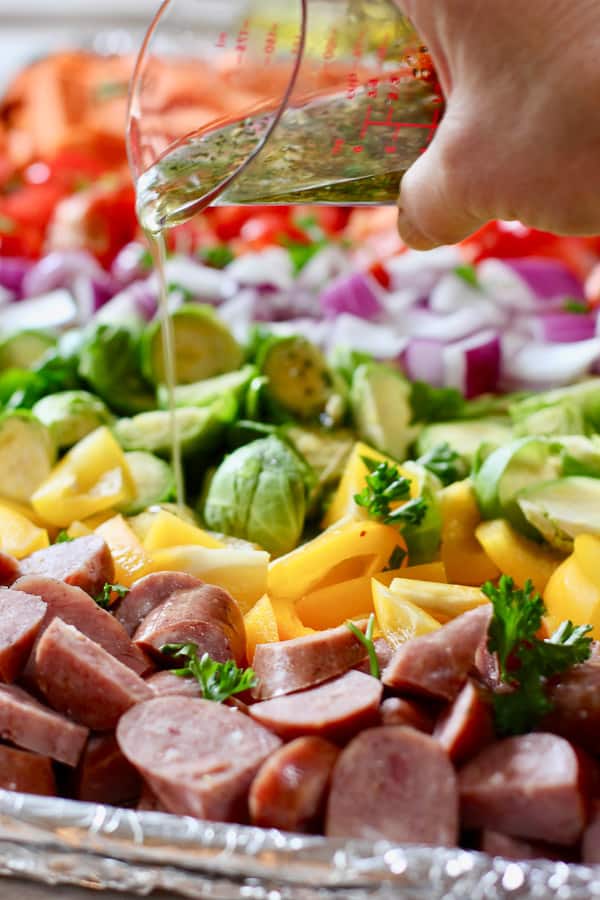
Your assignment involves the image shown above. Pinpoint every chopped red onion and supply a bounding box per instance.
[476,258,539,311]
[501,337,600,388]
[0,258,33,296]
[95,281,157,325]
[0,289,77,332]
[384,246,463,294]
[326,314,407,358]
[504,257,585,300]
[111,242,151,285]
[444,330,501,398]
[402,338,445,386]
[22,250,114,299]
[403,301,505,342]
[428,271,482,314]
[226,248,294,292]
[516,311,597,344]
[320,271,384,320]
[297,245,349,291]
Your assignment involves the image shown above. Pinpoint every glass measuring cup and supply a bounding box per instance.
[128,0,443,233]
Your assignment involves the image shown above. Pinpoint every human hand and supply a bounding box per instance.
[396,0,600,249]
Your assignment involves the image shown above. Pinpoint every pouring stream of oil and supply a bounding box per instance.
[146,231,186,507]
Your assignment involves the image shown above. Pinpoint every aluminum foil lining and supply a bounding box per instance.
[0,791,598,898]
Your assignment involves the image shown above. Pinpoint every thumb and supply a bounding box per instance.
[398,112,487,250]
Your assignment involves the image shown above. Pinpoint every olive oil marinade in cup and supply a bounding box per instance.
[127,0,442,503]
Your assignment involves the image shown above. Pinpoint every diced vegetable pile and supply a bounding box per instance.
[3,49,600,868]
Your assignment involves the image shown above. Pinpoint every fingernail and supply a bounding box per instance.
[397,203,438,251]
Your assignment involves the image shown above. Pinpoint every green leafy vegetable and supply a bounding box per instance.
[418,442,469,486]
[384,545,408,571]
[94,583,129,610]
[199,244,235,269]
[355,456,411,518]
[483,575,592,736]
[454,264,480,289]
[161,643,258,702]
[410,381,465,424]
[54,531,73,544]
[346,614,380,680]
[355,456,428,529]
[562,298,589,314]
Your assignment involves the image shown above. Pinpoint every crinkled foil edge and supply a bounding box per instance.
[0,792,597,898]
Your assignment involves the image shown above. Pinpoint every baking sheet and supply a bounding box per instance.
[0,789,597,898]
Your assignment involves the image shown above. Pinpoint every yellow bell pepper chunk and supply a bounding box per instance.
[268,516,406,606]
[66,521,93,539]
[476,519,564,594]
[322,441,418,528]
[372,579,440,649]
[244,594,279,663]
[0,502,49,558]
[31,428,135,528]
[143,509,224,553]
[388,576,488,622]
[0,498,48,529]
[148,545,269,614]
[545,535,600,637]
[439,480,501,586]
[96,514,154,587]
[271,596,314,640]
[295,561,447,631]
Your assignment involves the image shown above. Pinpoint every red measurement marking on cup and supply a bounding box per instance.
[263,24,278,65]
[235,20,250,64]
[215,32,227,49]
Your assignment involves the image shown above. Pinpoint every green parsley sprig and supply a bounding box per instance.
[355,456,428,528]
[417,442,468,487]
[483,575,592,736]
[161,643,258,703]
[346,614,380,680]
[94,583,129,610]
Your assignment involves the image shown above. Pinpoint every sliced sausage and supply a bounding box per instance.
[0,684,88,766]
[355,638,394,676]
[252,622,368,700]
[0,744,56,796]
[482,830,576,862]
[133,584,245,666]
[249,669,382,742]
[433,680,494,764]
[544,657,600,753]
[379,697,434,733]
[382,605,492,702]
[582,800,600,864]
[15,575,151,678]
[117,696,281,821]
[19,534,114,596]
[117,571,203,636]
[146,670,200,699]
[34,618,153,731]
[73,733,141,806]
[326,726,459,846]
[459,733,594,845]
[0,552,21,586]
[249,737,339,832]
[0,588,46,682]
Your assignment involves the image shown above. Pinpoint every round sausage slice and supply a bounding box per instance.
[249,737,339,832]
[326,726,459,846]
[249,669,382,742]
[133,585,246,666]
[459,732,594,845]
[117,696,281,821]
[19,534,114,596]
[380,697,434,733]
[433,680,494,764]
[116,572,204,636]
